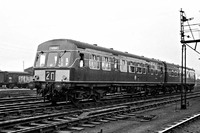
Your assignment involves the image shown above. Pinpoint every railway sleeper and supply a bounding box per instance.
[0,92,198,133]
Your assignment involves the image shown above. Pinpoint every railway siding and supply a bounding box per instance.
[0,92,195,122]
[0,92,199,133]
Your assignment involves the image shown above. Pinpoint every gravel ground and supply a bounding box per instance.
[76,96,200,133]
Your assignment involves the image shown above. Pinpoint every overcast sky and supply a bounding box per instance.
[0,0,200,74]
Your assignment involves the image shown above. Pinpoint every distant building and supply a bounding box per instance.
[24,66,34,75]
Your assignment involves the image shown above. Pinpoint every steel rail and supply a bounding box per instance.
[0,92,193,121]
[0,96,43,104]
[157,113,200,133]
[0,92,199,133]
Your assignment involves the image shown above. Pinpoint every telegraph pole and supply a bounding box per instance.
[180,9,200,109]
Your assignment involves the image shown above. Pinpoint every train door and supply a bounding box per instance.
[113,57,120,81]
[146,62,155,83]
[160,64,164,83]
[162,62,168,83]
[78,53,88,81]
[146,64,151,82]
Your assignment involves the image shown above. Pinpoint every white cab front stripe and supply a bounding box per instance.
[35,70,70,82]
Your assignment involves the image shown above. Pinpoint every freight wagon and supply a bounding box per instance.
[0,71,33,88]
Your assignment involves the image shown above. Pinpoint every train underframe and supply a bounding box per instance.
[0,83,29,89]
[34,81,195,105]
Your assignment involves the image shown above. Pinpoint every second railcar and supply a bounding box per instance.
[163,62,195,92]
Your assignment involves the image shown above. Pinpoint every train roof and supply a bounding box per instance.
[4,71,30,74]
[164,61,195,71]
[70,39,164,63]
[38,39,195,71]
[38,39,163,64]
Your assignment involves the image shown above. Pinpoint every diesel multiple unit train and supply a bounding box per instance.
[29,39,196,104]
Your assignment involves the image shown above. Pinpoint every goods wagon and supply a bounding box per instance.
[0,71,33,88]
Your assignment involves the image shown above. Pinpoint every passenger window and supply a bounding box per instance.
[169,69,172,76]
[171,70,174,77]
[142,68,146,74]
[129,62,135,73]
[102,57,111,71]
[155,70,158,75]
[151,69,154,75]
[114,58,119,70]
[120,59,127,72]
[147,65,150,73]
[137,67,142,74]
[174,70,177,77]
[89,54,100,69]
[160,67,163,74]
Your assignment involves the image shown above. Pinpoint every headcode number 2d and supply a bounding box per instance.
[45,71,55,81]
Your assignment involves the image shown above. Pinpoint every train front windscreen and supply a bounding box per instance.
[35,51,71,68]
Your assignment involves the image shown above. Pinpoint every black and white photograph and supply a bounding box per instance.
[0,0,200,132]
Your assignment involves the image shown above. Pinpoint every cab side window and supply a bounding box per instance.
[79,53,84,67]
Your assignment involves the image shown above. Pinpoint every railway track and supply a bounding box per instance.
[0,96,43,105]
[0,92,199,133]
[0,92,192,122]
[157,113,200,133]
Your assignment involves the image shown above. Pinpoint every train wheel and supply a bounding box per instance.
[71,98,80,107]
[68,95,80,106]
[93,93,101,102]
[9,84,14,89]
[50,95,57,105]
[51,100,57,105]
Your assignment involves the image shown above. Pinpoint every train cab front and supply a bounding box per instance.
[32,40,78,103]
